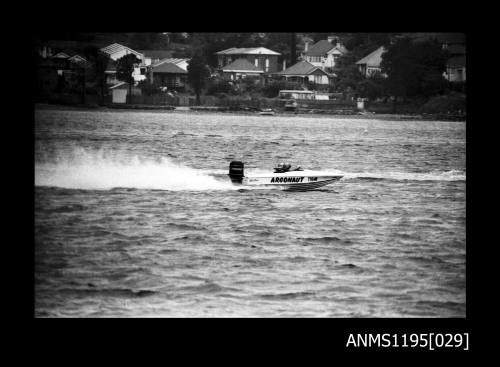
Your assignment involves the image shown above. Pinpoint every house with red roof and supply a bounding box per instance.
[220,58,264,81]
[273,60,332,87]
[302,36,348,72]
[215,47,281,74]
[148,58,188,90]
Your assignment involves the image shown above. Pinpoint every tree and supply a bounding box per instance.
[356,76,385,100]
[82,46,110,105]
[332,52,364,92]
[187,50,210,104]
[116,53,141,103]
[381,37,449,101]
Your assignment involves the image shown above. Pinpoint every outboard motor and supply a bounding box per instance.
[228,161,244,183]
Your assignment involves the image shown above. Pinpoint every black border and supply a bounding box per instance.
[23,6,477,356]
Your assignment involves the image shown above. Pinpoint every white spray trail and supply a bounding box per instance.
[35,148,236,191]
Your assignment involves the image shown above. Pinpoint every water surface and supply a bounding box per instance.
[35,108,466,317]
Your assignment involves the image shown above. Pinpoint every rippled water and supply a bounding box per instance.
[34,108,466,317]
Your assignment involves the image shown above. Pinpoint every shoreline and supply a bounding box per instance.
[34,103,466,122]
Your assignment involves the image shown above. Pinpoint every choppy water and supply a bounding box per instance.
[35,108,466,317]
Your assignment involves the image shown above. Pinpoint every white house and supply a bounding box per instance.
[274,60,332,86]
[355,46,387,78]
[302,36,348,71]
[100,43,146,83]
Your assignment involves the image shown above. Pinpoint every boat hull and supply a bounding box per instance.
[242,174,342,191]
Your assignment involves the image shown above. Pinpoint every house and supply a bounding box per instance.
[438,34,466,82]
[36,56,86,97]
[273,60,332,86]
[156,58,189,71]
[51,50,87,64]
[37,40,86,59]
[302,36,348,72]
[355,46,387,77]
[445,55,466,82]
[100,43,144,61]
[100,43,146,84]
[215,47,281,73]
[148,59,188,90]
[220,58,264,81]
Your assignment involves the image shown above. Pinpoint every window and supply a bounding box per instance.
[265,58,269,72]
[255,58,259,67]
[314,75,323,84]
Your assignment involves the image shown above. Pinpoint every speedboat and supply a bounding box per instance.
[228,161,343,191]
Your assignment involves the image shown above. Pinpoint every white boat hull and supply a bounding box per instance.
[242,172,342,191]
[228,161,342,191]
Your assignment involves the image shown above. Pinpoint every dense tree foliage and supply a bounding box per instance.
[81,46,110,104]
[116,53,141,103]
[332,33,394,96]
[187,49,211,104]
[206,79,236,96]
[381,37,449,99]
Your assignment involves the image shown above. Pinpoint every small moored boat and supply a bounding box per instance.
[258,109,275,116]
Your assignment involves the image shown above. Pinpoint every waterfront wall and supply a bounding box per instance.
[126,94,355,111]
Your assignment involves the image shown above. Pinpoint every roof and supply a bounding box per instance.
[222,58,263,72]
[153,58,189,71]
[305,40,337,56]
[328,44,348,55]
[275,60,327,76]
[52,51,71,59]
[447,55,466,68]
[356,46,386,67]
[68,55,87,63]
[215,47,281,56]
[153,58,188,66]
[151,61,187,74]
[138,50,173,60]
[108,82,142,90]
[109,82,128,89]
[101,43,143,58]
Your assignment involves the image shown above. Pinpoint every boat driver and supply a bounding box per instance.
[274,162,292,173]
